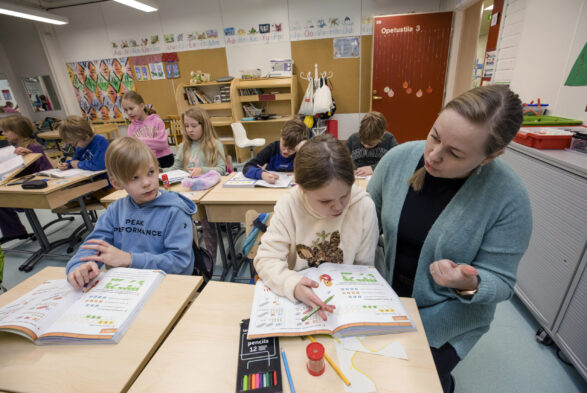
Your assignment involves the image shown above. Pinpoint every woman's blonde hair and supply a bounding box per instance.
[410,85,523,191]
[122,91,156,115]
[0,115,36,147]
[294,134,355,190]
[58,115,94,143]
[180,107,224,169]
[105,137,158,184]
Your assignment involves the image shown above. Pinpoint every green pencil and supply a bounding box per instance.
[301,295,334,322]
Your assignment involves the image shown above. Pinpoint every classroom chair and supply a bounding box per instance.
[231,123,265,159]
[168,119,183,147]
[242,210,272,284]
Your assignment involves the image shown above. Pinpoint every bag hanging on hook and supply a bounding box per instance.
[313,77,333,114]
[298,76,315,116]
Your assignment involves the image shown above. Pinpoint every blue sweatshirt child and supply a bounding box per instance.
[243,140,295,180]
[65,191,196,276]
[66,134,110,171]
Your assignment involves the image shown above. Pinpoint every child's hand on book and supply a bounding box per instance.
[355,166,373,176]
[70,160,79,169]
[57,162,69,170]
[68,261,100,289]
[14,147,32,155]
[294,277,335,321]
[429,259,479,291]
[190,167,203,178]
[261,172,279,184]
[80,239,132,268]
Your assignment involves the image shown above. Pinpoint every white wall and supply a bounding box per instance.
[509,0,586,122]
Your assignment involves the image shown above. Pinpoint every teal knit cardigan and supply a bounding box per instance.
[368,141,532,358]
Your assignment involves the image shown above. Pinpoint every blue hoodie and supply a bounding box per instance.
[67,134,109,171]
[65,191,196,276]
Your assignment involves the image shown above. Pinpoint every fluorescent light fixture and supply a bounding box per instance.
[484,5,494,11]
[0,1,68,25]
[113,0,159,13]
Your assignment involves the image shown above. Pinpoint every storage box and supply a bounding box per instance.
[513,127,573,149]
[570,132,587,154]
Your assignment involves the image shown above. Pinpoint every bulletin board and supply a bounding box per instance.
[291,38,360,114]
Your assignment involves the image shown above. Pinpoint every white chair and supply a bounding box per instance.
[231,122,265,159]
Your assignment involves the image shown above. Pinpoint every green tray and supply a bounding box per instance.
[522,116,582,126]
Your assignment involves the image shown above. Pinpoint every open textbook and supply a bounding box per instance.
[0,268,165,344]
[0,145,25,180]
[38,168,101,179]
[160,169,190,184]
[224,172,293,188]
[248,264,415,339]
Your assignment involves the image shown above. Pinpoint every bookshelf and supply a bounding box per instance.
[230,76,298,162]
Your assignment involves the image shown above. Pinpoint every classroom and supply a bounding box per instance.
[0,0,586,392]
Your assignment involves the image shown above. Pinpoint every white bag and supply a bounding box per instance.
[298,79,315,116]
[313,77,332,114]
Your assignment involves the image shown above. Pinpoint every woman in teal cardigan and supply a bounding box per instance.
[368,85,532,393]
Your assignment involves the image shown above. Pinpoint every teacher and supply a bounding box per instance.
[367,85,533,393]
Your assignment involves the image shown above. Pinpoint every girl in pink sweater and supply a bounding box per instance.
[122,91,173,168]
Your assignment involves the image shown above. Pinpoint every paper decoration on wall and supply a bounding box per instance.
[134,65,150,81]
[113,35,162,56]
[149,63,165,80]
[165,62,180,79]
[2,90,11,100]
[565,42,587,86]
[290,15,357,41]
[333,37,360,58]
[65,57,134,121]
[224,22,285,46]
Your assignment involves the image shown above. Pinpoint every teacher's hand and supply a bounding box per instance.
[429,259,479,291]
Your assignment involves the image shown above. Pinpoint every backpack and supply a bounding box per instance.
[192,240,214,282]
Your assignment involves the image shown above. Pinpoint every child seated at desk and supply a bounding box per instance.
[57,115,109,171]
[242,119,308,184]
[254,134,379,320]
[0,115,53,244]
[66,137,196,289]
[345,111,398,177]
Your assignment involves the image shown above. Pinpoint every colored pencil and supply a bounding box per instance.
[281,350,296,393]
[301,295,334,322]
[243,375,248,391]
[307,335,351,386]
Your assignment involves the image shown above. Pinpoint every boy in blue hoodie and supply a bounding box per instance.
[66,137,196,289]
[57,116,110,172]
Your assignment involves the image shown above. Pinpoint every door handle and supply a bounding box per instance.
[373,96,383,100]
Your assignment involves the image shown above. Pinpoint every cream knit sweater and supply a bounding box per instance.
[254,184,379,302]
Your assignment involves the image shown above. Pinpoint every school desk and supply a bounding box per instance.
[128,281,443,393]
[0,172,108,272]
[0,152,41,185]
[38,124,120,142]
[0,266,203,393]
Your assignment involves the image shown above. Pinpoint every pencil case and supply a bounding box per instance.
[22,179,48,189]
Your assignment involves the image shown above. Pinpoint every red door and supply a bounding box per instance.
[372,12,453,143]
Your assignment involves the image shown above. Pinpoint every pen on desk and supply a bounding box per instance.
[281,349,295,393]
[301,295,334,322]
[307,335,351,386]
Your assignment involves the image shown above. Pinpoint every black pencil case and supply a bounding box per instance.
[22,179,48,189]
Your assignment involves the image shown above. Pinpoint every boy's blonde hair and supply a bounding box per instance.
[58,115,94,143]
[281,118,309,149]
[0,115,36,147]
[181,107,224,169]
[105,137,158,184]
[359,112,387,146]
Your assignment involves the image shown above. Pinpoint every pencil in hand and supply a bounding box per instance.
[301,295,334,322]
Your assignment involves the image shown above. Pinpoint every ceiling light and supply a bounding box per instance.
[484,5,494,11]
[0,1,68,25]
[113,0,159,13]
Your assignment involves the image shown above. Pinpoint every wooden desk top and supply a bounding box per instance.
[0,267,203,393]
[129,281,442,393]
[37,130,61,140]
[100,182,212,207]
[0,153,41,185]
[0,172,108,209]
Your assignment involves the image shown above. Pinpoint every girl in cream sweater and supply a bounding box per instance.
[254,134,379,320]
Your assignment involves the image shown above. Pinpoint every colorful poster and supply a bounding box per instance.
[333,37,360,58]
[290,15,357,41]
[112,34,162,56]
[65,57,134,121]
[565,42,587,86]
[224,22,286,46]
[148,63,165,80]
[164,30,223,51]
[2,90,11,100]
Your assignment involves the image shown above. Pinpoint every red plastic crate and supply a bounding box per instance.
[513,128,573,149]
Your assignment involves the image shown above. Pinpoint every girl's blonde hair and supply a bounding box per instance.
[0,115,36,147]
[58,115,94,143]
[121,91,156,115]
[105,137,158,184]
[294,134,355,190]
[181,107,224,169]
[410,85,523,191]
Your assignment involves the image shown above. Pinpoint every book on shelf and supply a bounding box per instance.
[223,172,293,188]
[0,268,165,344]
[247,263,415,339]
[38,168,102,179]
[160,169,190,184]
[0,146,25,180]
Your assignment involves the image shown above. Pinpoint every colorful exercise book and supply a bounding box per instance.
[247,263,415,339]
[0,146,25,180]
[0,268,165,344]
[223,172,293,188]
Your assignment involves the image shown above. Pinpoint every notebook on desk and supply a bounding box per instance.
[224,172,293,188]
[0,146,25,180]
[38,168,100,179]
[159,170,190,184]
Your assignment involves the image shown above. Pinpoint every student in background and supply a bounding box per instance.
[346,111,398,177]
[368,86,532,393]
[66,137,196,289]
[254,134,379,319]
[2,101,18,113]
[0,115,53,244]
[167,106,227,263]
[122,91,174,169]
[243,119,308,184]
[57,115,109,171]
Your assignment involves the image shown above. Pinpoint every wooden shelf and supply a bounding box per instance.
[186,81,232,86]
[240,116,293,124]
[218,137,235,145]
[237,77,292,89]
[198,102,232,110]
[211,116,233,127]
[239,93,292,102]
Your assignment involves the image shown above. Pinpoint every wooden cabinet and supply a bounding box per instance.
[231,76,298,162]
[175,81,236,150]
